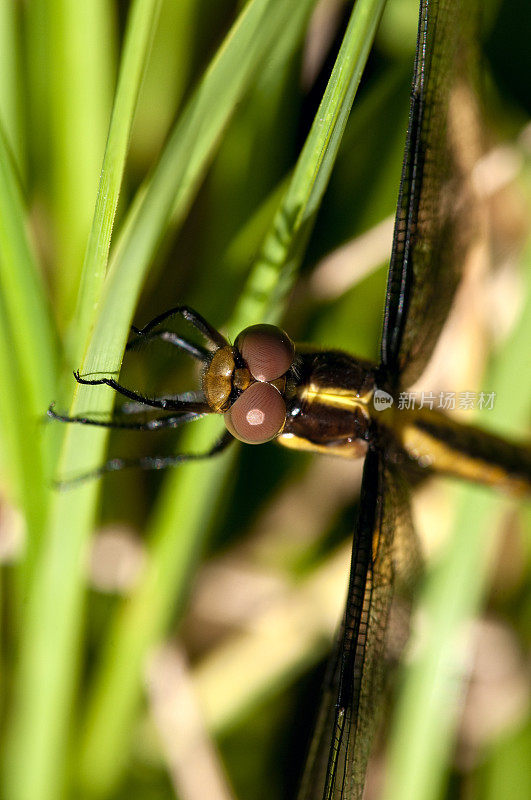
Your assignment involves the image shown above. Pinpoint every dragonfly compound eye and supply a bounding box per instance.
[235,324,294,382]
[224,381,286,444]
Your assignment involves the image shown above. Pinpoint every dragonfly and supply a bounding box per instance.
[49,0,531,797]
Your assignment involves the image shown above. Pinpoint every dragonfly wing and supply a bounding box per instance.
[381,0,481,388]
[298,449,418,800]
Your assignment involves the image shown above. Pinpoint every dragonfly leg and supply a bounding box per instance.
[55,429,234,487]
[73,370,210,412]
[126,328,211,361]
[47,403,204,431]
[128,305,227,352]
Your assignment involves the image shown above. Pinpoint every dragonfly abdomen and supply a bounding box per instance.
[397,409,531,495]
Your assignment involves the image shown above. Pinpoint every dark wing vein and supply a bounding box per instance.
[297,449,418,800]
[381,0,481,388]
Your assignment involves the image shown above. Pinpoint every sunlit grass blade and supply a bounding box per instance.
[77,416,237,797]
[131,0,200,166]
[230,0,388,332]
[481,716,531,800]
[75,1,388,795]
[0,121,57,567]
[42,1,115,323]
[384,485,508,800]
[2,475,102,800]
[0,295,41,551]
[0,1,25,176]
[72,0,162,362]
[0,121,57,438]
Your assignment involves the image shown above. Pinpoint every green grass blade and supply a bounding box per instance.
[230,0,388,332]
[46,0,115,323]
[0,294,42,547]
[0,121,57,566]
[72,0,162,362]
[131,0,198,164]
[0,121,57,430]
[2,478,101,800]
[0,1,25,176]
[482,719,531,800]
[77,417,236,797]
[384,487,507,800]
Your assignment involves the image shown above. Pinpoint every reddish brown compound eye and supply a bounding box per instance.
[224,381,286,444]
[235,324,294,382]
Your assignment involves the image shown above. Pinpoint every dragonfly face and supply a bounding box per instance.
[202,323,294,442]
[199,318,375,456]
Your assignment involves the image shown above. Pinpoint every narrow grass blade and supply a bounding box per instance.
[0,122,56,433]
[45,0,115,321]
[0,1,25,176]
[72,0,162,362]
[77,417,236,797]
[0,294,42,548]
[0,121,57,566]
[2,476,101,800]
[131,0,198,163]
[231,0,388,331]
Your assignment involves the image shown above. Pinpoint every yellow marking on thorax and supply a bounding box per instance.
[277,432,368,459]
[302,384,373,412]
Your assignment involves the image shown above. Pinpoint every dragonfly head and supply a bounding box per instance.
[204,323,295,444]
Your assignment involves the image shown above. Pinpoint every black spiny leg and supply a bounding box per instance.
[73,370,211,413]
[127,305,227,354]
[55,429,235,487]
[126,329,211,361]
[47,403,203,431]
[49,305,232,485]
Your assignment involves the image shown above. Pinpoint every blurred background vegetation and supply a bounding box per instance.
[0,1,529,799]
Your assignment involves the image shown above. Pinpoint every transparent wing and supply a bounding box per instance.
[297,449,419,800]
[381,0,481,388]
